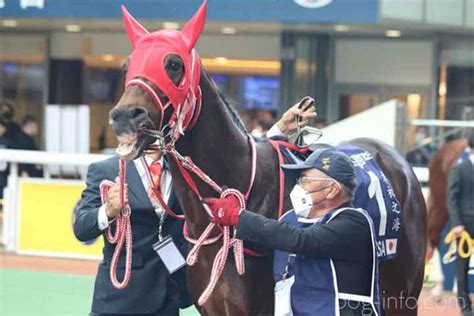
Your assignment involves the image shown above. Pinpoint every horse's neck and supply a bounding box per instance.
[172,71,252,228]
[178,71,249,168]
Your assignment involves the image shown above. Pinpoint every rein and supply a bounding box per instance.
[110,76,287,305]
[99,159,133,289]
[164,137,256,305]
[113,76,257,304]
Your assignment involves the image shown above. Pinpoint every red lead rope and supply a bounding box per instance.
[268,140,286,219]
[99,137,286,296]
[99,159,133,289]
[164,137,257,305]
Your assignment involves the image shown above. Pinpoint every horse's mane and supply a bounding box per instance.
[202,68,248,134]
[216,90,248,134]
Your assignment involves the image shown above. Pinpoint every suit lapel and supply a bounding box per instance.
[126,160,154,210]
[163,158,179,216]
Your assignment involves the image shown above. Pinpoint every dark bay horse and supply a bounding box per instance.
[109,3,427,315]
[427,139,468,254]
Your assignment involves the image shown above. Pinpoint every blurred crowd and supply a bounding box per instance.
[0,100,42,198]
[239,109,327,139]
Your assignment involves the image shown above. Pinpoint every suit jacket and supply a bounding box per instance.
[73,156,191,314]
[448,156,474,228]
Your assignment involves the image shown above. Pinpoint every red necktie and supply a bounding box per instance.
[149,161,163,192]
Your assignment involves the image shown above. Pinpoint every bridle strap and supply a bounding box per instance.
[127,78,171,131]
[268,140,285,219]
[123,73,262,304]
[245,136,257,199]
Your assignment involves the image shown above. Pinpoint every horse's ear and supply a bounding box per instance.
[181,1,207,50]
[121,5,149,47]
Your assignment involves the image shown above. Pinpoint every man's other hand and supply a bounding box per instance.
[276,96,317,135]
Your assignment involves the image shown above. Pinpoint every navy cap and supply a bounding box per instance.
[282,148,356,190]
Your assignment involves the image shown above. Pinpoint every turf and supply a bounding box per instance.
[0,268,199,316]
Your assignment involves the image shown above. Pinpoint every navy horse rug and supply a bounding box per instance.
[277,142,402,261]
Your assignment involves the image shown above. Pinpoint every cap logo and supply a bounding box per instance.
[322,157,331,170]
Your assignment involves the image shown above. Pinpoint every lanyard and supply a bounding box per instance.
[282,254,296,280]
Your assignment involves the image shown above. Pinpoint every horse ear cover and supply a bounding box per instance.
[121,5,149,47]
[121,2,205,109]
[181,1,207,50]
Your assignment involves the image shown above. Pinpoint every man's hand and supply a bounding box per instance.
[276,96,317,135]
[452,225,465,237]
[205,195,242,226]
[105,184,128,220]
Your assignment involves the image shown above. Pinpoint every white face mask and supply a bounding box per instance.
[289,184,313,218]
[289,179,341,218]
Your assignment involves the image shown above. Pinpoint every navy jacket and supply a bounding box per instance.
[237,207,379,315]
[73,156,191,314]
[448,156,474,227]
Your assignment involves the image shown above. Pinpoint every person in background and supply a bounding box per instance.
[448,133,474,316]
[0,116,12,199]
[1,101,21,144]
[250,110,276,137]
[14,115,43,177]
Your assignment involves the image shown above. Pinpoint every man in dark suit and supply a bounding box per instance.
[74,151,191,316]
[448,133,474,316]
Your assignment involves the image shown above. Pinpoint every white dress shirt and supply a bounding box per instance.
[266,124,283,138]
[98,156,173,230]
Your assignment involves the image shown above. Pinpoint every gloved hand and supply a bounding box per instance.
[204,194,243,226]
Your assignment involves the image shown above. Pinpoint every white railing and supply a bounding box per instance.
[411,119,474,128]
[0,149,109,167]
[0,149,430,252]
[0,149,110,251]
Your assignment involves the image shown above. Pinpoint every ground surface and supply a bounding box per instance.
[0,252,463,315]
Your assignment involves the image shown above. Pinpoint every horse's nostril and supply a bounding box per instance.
[110,107,148,124]
[110,108,121,122]
[129,107,147,119]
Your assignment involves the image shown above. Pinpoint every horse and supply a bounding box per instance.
[427,139,468,255]
[109,3,427,315]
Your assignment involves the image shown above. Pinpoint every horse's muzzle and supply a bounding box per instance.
[109,106,156,159]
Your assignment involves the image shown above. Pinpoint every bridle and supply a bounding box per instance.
[127,49,203,143]
[115,60,259,305]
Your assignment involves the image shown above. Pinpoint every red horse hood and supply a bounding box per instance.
[121,2,206,109]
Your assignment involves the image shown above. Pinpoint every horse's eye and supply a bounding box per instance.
[167,60,183,72]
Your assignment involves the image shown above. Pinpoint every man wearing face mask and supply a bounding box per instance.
[205,148,380,316]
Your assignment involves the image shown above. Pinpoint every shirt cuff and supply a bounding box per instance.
[266,124,283,138]
[98,204,110,230]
